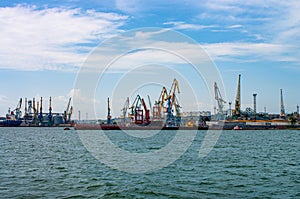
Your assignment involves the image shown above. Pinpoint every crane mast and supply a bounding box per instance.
[33,98,37,121]
[48,96,53,126]
[24,98,28,118]
[121,97,129,122]
[38,97,43,123]
[214,82,226,120]
[233,74,241,116]
[64,97,72,122]
[154,86,169,119]
[280,89,285,118]
[107,97,111,124]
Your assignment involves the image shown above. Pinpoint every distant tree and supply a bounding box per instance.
[289,116,297,127]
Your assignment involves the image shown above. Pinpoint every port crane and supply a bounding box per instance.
[64,97,72,123]
[165,78,181,127]
[48,96,53,126]
[129,95,150,125]
[153,86,169,119]
[168,78,181,116]
[233,74,241,117]
[38,97,43,123]
[11,98,22,120]
[214,82,226,120]
[121,97,130,123]
[107,97,111,124]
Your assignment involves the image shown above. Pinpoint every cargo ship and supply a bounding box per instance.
[0,111,22,127]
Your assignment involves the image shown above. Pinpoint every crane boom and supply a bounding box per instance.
[214,82,226,114]
[168,78,181,116]
[233,74,241,116]
[65,97,72,122]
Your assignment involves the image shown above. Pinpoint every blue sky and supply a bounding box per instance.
[0,0,299,119]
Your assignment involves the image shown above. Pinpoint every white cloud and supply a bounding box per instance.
[164,21,217,31]
[203,42,293,62]
[0,5,127,71]
[115,0,142,14]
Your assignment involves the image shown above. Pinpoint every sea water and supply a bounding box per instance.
[0,128,299,198]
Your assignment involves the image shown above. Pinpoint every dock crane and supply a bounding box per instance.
[13,98,22,120]
[233,74,241,117]
[129,95,150,125]
[64,97,72,123]
[107,97,111,124]
[33,98,37,122]
[165,78,181,127]
[168,78,181,116]
[214,82,226,120]
[68,106,73,122]
[121,97,130,123]
[153,86,169,119]
[148,95,152,117]
[24,98,28,119]
[38,97,43,123]
[48,97,53,126]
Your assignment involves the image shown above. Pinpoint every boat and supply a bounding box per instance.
[0,117,22,127]
[233,125,242,130]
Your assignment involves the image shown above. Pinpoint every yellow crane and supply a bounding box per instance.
[233,74,241,116]
[168,78,181,116]
[153,86,169,119]
[64,97,72,122]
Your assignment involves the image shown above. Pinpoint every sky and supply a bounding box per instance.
[0,0,299,119]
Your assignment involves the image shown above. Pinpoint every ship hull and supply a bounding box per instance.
[0,120,22,127]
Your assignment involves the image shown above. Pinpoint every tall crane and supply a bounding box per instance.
[68,106,73,122]
[64,97,72,123]
[129,95,150,125]
[165,78,181,128]
[38,97,43,123]
[147,95,152,117]
[153,86,169,119]
[48,96,53,126]
[24,98,28,118]
[233,74,241,116]
[214,82,226,120]
[14,98,22,120]
[168,78,181,116]
[121,97,129,123]
[33,98,37,122]
[280,89,285,118]
[107,97,111,124]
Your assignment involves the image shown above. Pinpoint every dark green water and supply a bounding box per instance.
[0,128,299,198]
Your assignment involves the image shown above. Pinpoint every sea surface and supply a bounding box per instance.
[0,128,299,198]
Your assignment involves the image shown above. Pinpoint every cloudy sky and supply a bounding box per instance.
[0,0,299,119]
